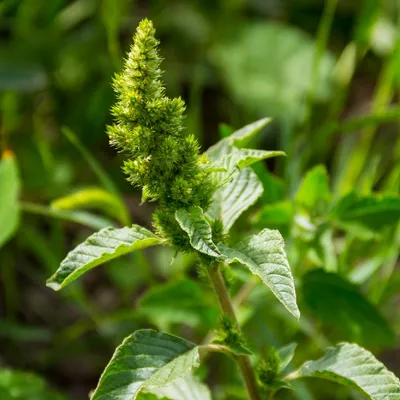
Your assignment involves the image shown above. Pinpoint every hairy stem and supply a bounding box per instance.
[208,266,262,400]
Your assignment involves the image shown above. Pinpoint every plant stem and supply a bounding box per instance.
[208,266,262,400]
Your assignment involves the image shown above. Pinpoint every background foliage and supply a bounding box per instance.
[1,0,400,399]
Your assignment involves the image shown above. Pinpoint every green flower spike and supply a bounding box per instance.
[107,19,215,250]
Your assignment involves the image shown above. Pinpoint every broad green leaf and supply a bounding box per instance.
[91,330,200,400]
[175,206,220,257]
[295,165,332,217]
[0,369,66,400]
[138,279,218,330]
[219,229,300,319]
[302,269,395,348]
[298,343,400,399]
[47,225,160,290]
[207,167,263,232]
[278,343,297,373]
[51,187,129,225]
[0,153,20,248]
[145,374,212,400]
[331,193,400,233]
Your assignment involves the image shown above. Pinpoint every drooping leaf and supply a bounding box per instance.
[91,330,200,400]
[302,269,395,348]
[144,374,212,400]
[207,167,263,232]
[331,193,400,233]
[138,279,218,330]
[46,225,160,290]
[278,343,297,373]
[175,206,220,257]
[51,187,129,225]
[219,229,300,319]
[295,165,332,217]
[0,152,20,249]
[0,369,66,400]
[298,343,400,399]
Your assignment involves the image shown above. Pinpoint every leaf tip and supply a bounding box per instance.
[46,278,62,291]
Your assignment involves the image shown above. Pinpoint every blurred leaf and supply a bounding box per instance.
[252,164,285,204]
[46,225,160,290]
[220,229,300,319]
[138,279,218,330]
[144,374,212,400]
[91,330,200,400]
[333,42,357,87]
[51,187,129,225]
[253,201,294,237]
[0,153,20,248]
[298,343,400,399]
[278,343,297,373]
[211,22,335,122]
[62,127,119,196]
[302,269,395,348]
[21,202,114,230]
[331,192,400,233]
[0,321,51,342]
[0,369,66,400]
[295,165,332,218]
[370,17,397,57]
[175,206,220,257]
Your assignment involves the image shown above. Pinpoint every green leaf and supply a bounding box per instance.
[206,118,271,158]
[295,165,332,217]
[138,279,218,330]
[91,330,200,400]
[219,229,300,319]
[331,193,400,233]
[51,187,129,225]
[228,118,272,146]
[46,225,160,290]
[302,269,395,348]
[298,343,400,399]
[0,153,20,248]
[212,145,285,184]
[0,369,66,400]
[175,206,220,257]
[207,167,263,232]
[278,343,297,373]
[144,374,212,400]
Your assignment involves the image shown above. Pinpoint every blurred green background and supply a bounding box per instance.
[1,0,400,399]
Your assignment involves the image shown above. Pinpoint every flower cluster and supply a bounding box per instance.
[108,19,214,249]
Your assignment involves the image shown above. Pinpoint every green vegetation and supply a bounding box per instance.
[1,1,400,399]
